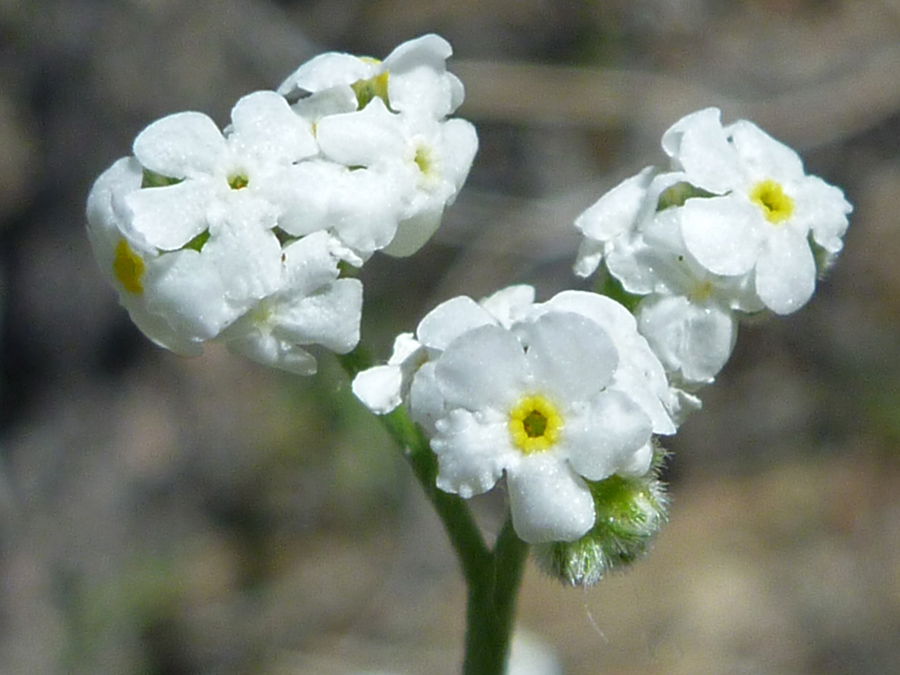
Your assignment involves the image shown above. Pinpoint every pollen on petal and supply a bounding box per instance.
[113,239,146,294]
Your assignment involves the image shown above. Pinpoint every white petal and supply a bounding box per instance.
[616,442,654,477]
[543,293,675,435]
[755,228,816,315]
[352,365,405,414]
[291,86,358,121]
[383,34,461,117]
[520,312,618,403]
[387,331,424,365]
[605,234,665,295]
[435,324,528,411]
[542,290,638,338]
[661,108,743,193]
[281,230,341,296]
[416,295,496,350]
[573,238,604,278]
[408,362,446,435]
[269,161,348,237]
[679,196,761,275]
[333,166,406,255]
[479,285,536,328]
[565,390,653,481]
[637,294,736,384]
[432,409,511,498]
[315,98,406,167]
[574,166,655,242]
[133,111,226,178]
[507,456,595,543]
[229,91,318,164]
[226,330,318,375]
[727,119,805,182]
[203,200,283,306]
[382,206,442,257]
[384,34,453,71]
[144,250,237,340]
[389,66,463,118]
[270,278,363,353]
[86,157,145,276]
[436,117,478,195]
[124,179,212,250]
[277,52,373,97]
[794,176,852,254]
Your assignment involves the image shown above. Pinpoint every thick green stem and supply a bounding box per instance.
[337,349,529,675]
[463,518,530,675]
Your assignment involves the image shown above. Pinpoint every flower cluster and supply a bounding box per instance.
[354,285,677,544]
[354,107,851,576]
[86,35,477,374]
[574,108,851,388]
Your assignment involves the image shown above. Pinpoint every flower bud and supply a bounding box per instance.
[532,448,668,586]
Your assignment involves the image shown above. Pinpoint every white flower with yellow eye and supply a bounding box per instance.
[87,158,361,373]
[662,108,851,315]
[314,97,477,256]
[278,34,465,120]
[422,290,674,544]
[126,91,318,252]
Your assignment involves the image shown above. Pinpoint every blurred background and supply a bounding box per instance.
[2,0,900,673]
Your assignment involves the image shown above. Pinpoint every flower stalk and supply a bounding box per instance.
[340,349,528,675]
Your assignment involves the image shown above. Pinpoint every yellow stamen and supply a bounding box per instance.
[750,179,794,224]
[509,394,563,455]
[113,240,145,294]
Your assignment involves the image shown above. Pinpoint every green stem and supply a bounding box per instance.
[337,349,529,675]
[463,517,530,675]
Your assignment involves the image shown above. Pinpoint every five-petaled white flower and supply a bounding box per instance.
[662,107,851,315]
[355,288,676,544]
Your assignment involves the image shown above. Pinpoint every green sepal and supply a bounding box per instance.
[533,447,669,587]
[182,230,210,252]
[657,181,717,211]
[350,71,390,110]
[594,271,642,314]
[141,168,183,188]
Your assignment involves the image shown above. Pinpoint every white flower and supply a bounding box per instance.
[353,287,675,544]
[573,173,740,384]
[315,97,478,257]
[353,285,537,421]
[87,158,362,373]
[352,290,512,419]
[126,91,318,251]
[278,34,465,120]
[220,231,362,375]
[662,107,852,314]
[572,109,852,382]
[87,157,206,354]
[425,290,674,543]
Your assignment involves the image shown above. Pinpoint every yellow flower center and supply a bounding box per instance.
[113,239,145,294]
[414,144,432,175]
[509,394,563,455]
[750,179,794,224]
[689,279,714,302]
